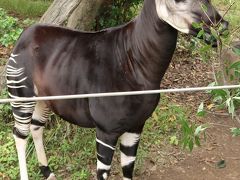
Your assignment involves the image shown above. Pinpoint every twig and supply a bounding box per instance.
[230,26,240,35]
[234,114,240,125]
[216,32,228,85]
[198,1,214,25]
[211,63,218,84]
[229,26,240,44]
[218,1,236,26]
[208,123,233,128]
[226,157,240,160]
[206,110,230,116]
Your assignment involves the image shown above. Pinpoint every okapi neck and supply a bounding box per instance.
[128,0,178,86]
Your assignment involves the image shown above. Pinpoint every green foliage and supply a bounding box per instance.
[0,122,19,179]
[197,102,206,117]
[201,59,240,117]
[203,82,240,118]
[137,100,189,170]
[140,98,205,160]
[180,119,208,151]
[169,135,179,146]
[0,8,35,47]
[216,160,226,169]
[0,8,23,47]
[96,0,143,29]
[231,127,240,137]
[227,59,240,82]
[189,0,240,118]
[0,88,13,122]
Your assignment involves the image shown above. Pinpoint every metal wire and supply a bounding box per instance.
[0,84,240,104]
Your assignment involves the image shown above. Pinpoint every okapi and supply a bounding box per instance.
[6,0,228,179]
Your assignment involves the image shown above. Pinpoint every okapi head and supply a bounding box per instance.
[155,0,228,40]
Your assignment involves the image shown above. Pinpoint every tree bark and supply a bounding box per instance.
[39,0,104,31]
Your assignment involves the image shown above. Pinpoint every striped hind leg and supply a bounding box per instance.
[120,132,141,180]
[7,53,36,180]
[30,101,56,180]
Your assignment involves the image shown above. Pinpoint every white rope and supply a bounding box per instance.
[1,85,240,104]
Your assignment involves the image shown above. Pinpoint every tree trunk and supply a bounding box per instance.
[39,0,104,31]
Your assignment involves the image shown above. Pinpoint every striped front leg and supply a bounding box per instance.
[96,130,118,180]
[120,132,141,180]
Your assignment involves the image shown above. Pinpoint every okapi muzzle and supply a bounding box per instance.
[189,0,229,46]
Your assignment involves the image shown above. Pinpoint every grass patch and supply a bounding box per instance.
[0,119,96,180]
[0,0,51,18]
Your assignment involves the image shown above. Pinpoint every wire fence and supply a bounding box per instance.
[1,84,240,104]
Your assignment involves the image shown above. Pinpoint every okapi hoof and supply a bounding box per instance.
[40,166,56,180]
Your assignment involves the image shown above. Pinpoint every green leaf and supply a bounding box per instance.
[233,97,240,100]
[170,136,179,145]
[210,27,218,40]
[200,44,211,53]
[195,136,201,147]
[233,48,240,56]
[188,140,194,151]
[206,82,216,93]
[229,61,240,69]
[208,82,216,87]
[211,89,228,98]
[231,128,240,137]
[192,22,202,29]
[197,102,206,117]
[194,125,208,136]
[197,29,204,38]
[216,160,226,169]
[226,98,235,115]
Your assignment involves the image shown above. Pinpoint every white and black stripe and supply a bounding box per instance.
[6,53,35,138]
[96,137,116,180]
[32,101,50,126]
[120,132,141,180]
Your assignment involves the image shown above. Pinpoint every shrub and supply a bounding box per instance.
[0,8,23,47]
[95,0,143,30]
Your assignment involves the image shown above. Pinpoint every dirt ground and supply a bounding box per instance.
[140,115,240,180]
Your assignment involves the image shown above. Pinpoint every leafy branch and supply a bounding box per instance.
[195,1,240,135]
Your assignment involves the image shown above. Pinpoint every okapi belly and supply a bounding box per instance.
[46,99,95,128]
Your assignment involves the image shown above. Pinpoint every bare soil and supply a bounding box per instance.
[140,115,240,180]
